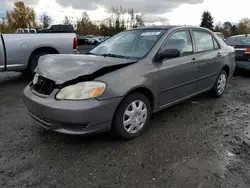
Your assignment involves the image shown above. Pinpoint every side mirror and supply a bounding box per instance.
[158,49,180,60]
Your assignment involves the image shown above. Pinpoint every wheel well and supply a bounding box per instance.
[28,47,59,67]
[111,87,155,130]
[222,65,229,76]
[125,87,155,111]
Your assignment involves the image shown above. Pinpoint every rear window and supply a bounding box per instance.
[64,25,74,31]
[225,36,250,45]
[50,25,58,30]
[193,31,214,52]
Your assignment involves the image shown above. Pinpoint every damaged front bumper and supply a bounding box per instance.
[23,85,121,135]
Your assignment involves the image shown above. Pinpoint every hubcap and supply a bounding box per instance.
[217,74,227,94]
[123,100,148,134]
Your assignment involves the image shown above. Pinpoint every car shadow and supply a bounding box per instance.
[39,128,122,145]
[233,68,250,78]
[37,91,213,146]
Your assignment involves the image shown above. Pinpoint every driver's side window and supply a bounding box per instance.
[161,30,194,57]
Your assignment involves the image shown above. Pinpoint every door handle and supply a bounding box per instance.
[217,52,222,57]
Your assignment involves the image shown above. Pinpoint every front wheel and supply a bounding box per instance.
[211,70,228,98]
[113,93,151,140]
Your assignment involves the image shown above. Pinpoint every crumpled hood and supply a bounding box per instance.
[35,54,137,84]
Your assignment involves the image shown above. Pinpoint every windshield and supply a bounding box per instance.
[225,36,250,45]
[90,29,166,59]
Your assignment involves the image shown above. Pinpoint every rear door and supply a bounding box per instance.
[191,30,222,92]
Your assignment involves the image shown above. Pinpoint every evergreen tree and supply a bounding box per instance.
[200,11,214,30]
[230,25,238,36]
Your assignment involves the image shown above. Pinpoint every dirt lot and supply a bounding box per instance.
[0,49,250,187]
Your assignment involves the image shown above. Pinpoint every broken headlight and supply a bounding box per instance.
[56,81,106,100]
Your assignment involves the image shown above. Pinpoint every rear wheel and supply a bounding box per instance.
[211,70,228,98]
[113,93,151,140]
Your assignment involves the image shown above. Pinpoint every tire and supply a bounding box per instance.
[211,70,228,98]
[113,93,152,140]
[29,52,48,75]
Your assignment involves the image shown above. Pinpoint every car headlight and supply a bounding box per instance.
[56,81,106,100]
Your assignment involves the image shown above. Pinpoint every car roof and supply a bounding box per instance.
[130,25,212,32]
[228,34,249,38]
[132,25,178,30]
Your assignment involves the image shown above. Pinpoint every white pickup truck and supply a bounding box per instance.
[0,33,78,73]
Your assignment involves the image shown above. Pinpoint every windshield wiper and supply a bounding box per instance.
[101,53,128,59]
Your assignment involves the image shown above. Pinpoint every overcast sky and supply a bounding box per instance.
[1,0,250,25]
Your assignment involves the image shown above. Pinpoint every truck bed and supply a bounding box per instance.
[0,33,77,72]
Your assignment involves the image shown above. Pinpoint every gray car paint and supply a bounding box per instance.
[23,86,121,134]
[23,26,235,135]
[96,27,235,112]
[0,33,76,72]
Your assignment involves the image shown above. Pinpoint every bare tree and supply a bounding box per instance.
[40,12,51,28]
[135,14,144,28]
[128,8,135,28]
[6,1,37,29]
[237,18,250,34]
[223,21,232,30]
[63,16,72,25]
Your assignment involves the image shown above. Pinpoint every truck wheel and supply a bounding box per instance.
[112,93,151,140]
[29,52,48,75]
[211,70,228,98]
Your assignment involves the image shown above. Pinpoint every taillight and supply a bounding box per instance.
[73,37,78,49]
[245,48,250,54]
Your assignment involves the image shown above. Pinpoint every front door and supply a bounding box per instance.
[158,30,199,107]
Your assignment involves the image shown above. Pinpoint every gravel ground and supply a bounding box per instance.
[0,50,250,187]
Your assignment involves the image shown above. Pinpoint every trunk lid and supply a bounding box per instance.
[233,45,250,61]
[225,35,250,61]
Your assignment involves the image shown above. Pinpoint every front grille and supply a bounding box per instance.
[33,76,55,95]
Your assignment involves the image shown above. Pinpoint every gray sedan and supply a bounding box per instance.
[23,26,235,139]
